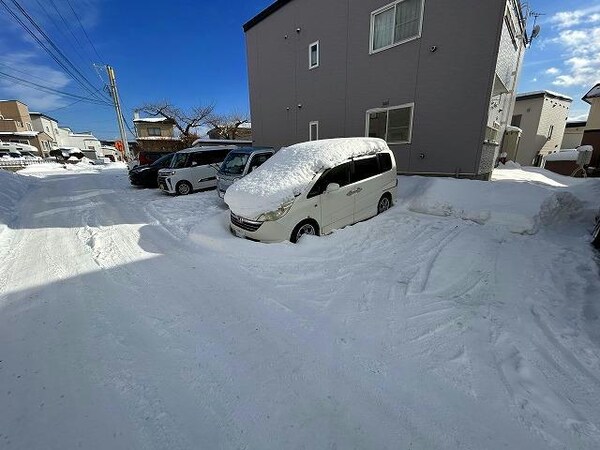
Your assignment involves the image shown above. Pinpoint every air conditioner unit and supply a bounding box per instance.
[577,145,593,166]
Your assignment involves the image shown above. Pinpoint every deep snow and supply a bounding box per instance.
[0,163,599,449]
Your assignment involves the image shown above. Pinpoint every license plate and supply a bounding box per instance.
[233,228,245,239]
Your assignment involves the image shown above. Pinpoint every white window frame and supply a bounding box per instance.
[309,40,320,69]
[309,121,319,141]
[365,103,414,145]
[369,0,425,55]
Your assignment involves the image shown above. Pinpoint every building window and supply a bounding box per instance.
[370,0,424,54]
[309,121,319,141]
[511,115,522,128]
[548,125,554,139]
[147,127,162,136]
[366,104,414,144]
[309,41,319,69]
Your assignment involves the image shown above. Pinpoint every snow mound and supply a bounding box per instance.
[536,191,584,228]
[225,137,389,218]
[398,176,558,234]
[0,169,28,230]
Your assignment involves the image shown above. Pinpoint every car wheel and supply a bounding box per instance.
[176,181,192,195]
[291,220,319,243]
[592,220,600,249]
[377,194,392,214]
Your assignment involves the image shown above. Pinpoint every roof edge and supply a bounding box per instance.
[243,0,294,32]
[516,90,573,102]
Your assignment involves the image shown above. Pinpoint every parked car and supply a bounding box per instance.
[216,147,274,199]
[129,153,175,188]
[157,146,235,195]
[225,138,397,243]
[592,208,600,249]
[0,141,40,158]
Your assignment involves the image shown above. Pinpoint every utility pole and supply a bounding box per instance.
[105,65,132,160]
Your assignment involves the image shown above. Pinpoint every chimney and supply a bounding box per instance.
[133,111,140,121]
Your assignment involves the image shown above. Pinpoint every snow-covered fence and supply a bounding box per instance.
[0,159,54,172]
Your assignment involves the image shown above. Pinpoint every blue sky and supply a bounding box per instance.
[0,0,599,139]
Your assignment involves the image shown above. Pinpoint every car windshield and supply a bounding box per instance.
[220,152,250,175]
[170,153,188,169]
[152,154,173,167]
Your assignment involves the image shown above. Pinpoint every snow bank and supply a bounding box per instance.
[0,169,28,230]
[398,166,597,234]
[225,138,389,218]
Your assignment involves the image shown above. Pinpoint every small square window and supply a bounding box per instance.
[309,41,319,69]
[147,127,162,136]
[309,121,319,141]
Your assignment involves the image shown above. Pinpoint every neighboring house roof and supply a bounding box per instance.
[29,111,59,122]
[566,121,587,128]
[582,83,600,104]
[243,0,293,32]
[516,90,573,102]
[0,131,40,137]
[133,117,176,124]
[136,136,180,141]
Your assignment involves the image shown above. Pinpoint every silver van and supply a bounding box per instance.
[157,146,235,195]
[216,147,274,199]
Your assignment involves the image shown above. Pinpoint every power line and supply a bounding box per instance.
[0,0,108,104]
[64,0,104,63]
[0,70,111,106]
[33,0,91,71]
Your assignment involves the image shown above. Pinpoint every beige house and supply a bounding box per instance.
[133,115,181,153]
[511,91,572,166]
[579,84,600,167]
[561,121,586,150]
[0,100,53,156]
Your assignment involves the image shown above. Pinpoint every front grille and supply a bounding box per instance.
[231,213,262,232]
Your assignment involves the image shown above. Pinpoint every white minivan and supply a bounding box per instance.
[225,138,397,243]
[158,146,236,195]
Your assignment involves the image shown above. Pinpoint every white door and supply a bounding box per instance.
[315,162,355,233]
[352,155,383,222]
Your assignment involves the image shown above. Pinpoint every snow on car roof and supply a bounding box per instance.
[225,137,390,218]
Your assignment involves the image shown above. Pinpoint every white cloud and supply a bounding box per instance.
[568,112,589,122]
[0,53,71,110]
[551,5,600,29]
[545,67,560,75]
[550,26,600,88]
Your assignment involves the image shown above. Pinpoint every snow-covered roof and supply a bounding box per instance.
[0,131,39,137]
[516,90,572,102]
[133,117,174,123]
[136,136,179,141]
[583,83,600,104]
[544,150,578,162]
[225,137,390,218]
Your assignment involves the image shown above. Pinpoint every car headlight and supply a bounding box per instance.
[257,200,294,222]
[167,170,176,176]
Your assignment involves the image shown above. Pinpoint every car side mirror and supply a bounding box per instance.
[191,161,198,167]
[326,183,340,193]
[249,165,258,173]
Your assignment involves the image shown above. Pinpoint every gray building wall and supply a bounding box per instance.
[246,0,522,177]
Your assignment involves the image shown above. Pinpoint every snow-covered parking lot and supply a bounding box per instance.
[1,162,600,449]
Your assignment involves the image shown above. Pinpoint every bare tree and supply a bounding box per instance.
[137,101,215,147]
[207,112,251,140]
